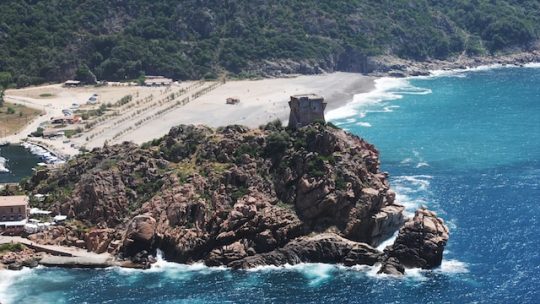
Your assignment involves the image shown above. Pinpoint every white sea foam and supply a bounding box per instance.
[377,230,399,251]
[394,175,432,192]
[400,158,413,164]
[353,263,427,281]
[247,263,337,286]
[421,62,540,79]
[116,250,226,277]
[437,259,469,274]
[383,105,400,112]
[0,268,35,304]
[330,61,540,122]
[416,162,430,168]
[21,142,64,165]
[524,62,540,68]
[326,77,412,120]
[356,122,372,127]
[0,156,8,173]
[392,175,433,213]
[425,65,503,79]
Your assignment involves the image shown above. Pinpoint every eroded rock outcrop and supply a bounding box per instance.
[229,233,381,269]
[122,215,158,257]
[379,208,449,275]
[23,123,447,271]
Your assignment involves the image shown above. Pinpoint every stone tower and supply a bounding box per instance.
[288,94,327,129]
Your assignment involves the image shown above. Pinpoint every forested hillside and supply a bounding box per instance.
[0,0,538,86]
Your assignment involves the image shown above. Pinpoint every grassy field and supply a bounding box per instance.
[0,102,42,137]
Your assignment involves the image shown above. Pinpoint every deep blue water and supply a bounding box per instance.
[2,67,539,303]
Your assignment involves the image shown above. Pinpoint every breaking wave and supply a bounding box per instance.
[424,61,540,79]
[21,142,64,165]
[437,259,469,274]
[326,77,431,120]
[0,267,36,304]
[391,175,433,214]
[356,122,372,127]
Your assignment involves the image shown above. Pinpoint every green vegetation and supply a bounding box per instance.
[0,0,538,86]
[0,243,26,253]
[39,93,54,98]
[64,127,83,138]
[276,200,294,210]
[231,186,249,202]
[113,95,133,107]
[0,184,25,196]
[69,219,90,234]
[264,131,291,158]
[0,88,4,108]
[30,127,44,137]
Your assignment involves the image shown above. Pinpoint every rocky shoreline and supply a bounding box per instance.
[1,122,451,275]
[1,207,448,275]
[366,50,540,78]
[241,50,540,79]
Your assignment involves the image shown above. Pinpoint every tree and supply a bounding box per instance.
[75,65,97,84]
[16,75,30,88]
[0,87,4,107]
[0,72,12,88]
[136,72,146,86]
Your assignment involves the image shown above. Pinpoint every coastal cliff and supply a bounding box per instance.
[22,122,447,274]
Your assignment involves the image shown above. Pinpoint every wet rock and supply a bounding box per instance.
[8,263,22,270]
[378,257,404,275]
[229,233,381,269]
[22,259,39,268]
[379,208,449,275]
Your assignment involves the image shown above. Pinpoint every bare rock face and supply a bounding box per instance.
[66,171,130,226]
[24,124,449,271]
[28,225,81,247]
[228,233,381,269]
[84,228,115,254]
[379,208,449,275]
[122,215,158,257]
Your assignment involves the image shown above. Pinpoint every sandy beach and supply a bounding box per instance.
[0,72,374,154]
[117,72,374,145]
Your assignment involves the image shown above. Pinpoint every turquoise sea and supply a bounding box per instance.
[1,66,539,303]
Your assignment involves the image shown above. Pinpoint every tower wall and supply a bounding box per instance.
[288,95,327,128]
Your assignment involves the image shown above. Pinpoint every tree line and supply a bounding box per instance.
[0,0,538,87]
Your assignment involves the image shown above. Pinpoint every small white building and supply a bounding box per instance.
[64,80,81,87]
[144,76,173,86]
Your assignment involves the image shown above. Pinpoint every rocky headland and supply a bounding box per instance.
[367,50,540,78]
[18,122,448,275]
[250,50,540,79]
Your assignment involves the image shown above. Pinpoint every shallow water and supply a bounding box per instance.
[2,67,540,303]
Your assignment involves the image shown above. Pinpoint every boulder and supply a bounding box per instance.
[379,208,449,275]
[122,215,158,257]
